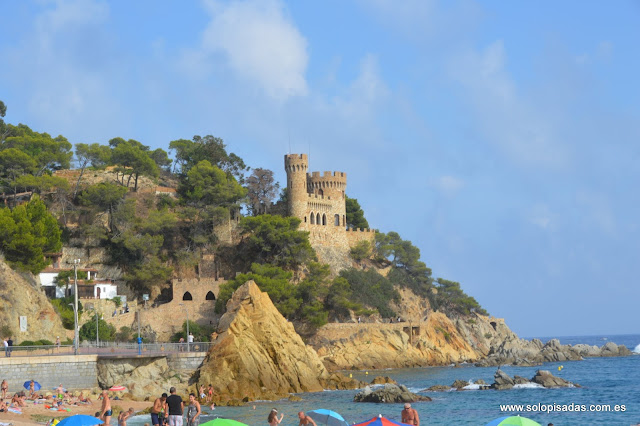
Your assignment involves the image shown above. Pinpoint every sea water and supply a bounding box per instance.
[128,334,640,425]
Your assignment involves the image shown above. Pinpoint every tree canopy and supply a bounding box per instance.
[0,196,62,273]
[345,195,369,229]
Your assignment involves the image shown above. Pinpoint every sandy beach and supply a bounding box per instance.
[1,398,151,426]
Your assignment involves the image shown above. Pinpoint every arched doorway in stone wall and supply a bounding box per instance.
[206,291,216,301]
[183,291,193,301]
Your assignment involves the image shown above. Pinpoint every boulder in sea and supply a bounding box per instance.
[194,281,363,402]
[492,369,515,390]
[371,376,398,385]
[513,375,530,385]
[531,370,579,388]
[451,380,469,390]
[600,342,632,357]
[353,384,432,403]
[424,385,450,392]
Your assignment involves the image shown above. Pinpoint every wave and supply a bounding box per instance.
[633,343,640,354]
[513,383,545,389]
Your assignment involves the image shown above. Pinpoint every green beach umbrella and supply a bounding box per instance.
[485,415,541,426]
[200,419,248,426]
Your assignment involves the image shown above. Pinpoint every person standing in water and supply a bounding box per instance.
[268,408,284,425]
[186,393,201,426]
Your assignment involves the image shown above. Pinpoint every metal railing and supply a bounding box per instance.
[1,342,212,358]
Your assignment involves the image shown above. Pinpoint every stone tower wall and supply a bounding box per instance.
[285,154,376,271]
[284,154,309,220]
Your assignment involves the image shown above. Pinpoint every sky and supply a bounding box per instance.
[1,0,639,338]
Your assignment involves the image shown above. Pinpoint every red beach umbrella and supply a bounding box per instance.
[109,385,126,391]
[353,415,413,426]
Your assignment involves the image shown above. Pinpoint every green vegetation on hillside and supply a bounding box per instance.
[0,99,487,322]
[0,196,62,273]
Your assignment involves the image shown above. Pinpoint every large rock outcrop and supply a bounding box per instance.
[476,338,632,367]
[353,384,432,403]
[310,312,483,370]
[0,260,66,342]
[195,281,361,403]
[96,357,190,401]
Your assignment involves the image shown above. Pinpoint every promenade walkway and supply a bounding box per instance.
[3,341,212,358]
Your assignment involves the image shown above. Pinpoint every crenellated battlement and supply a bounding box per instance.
[284,154,309,173]
[346,227,377,233]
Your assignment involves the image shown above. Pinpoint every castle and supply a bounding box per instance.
[284,154,375,269]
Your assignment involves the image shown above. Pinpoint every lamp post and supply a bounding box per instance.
[73,259,80,355]
[95,309,99,348]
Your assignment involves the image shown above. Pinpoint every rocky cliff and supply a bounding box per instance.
[310,312,493,370]
[195,281,361,403]
[0,259,66,342]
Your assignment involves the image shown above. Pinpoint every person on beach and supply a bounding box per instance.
[297,411,317,426]
[206,385,213,403]
[118,408,135,426]
[151,393,167,426]
[1,379,8,399]
[3,338,7,357]
[28,380,36,397]
[0,399,7,412]
[401,403,420,426]
[55,337,61,347]
[6,337,12,357]
[198,385,205,401]
[268,408,284,425]
[186,393,201,426]
[99,390,112,425]
[165,387,184,426]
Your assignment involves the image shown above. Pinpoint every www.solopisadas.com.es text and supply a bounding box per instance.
[500,403,627,413]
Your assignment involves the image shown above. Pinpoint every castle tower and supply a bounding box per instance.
[284,154,309,220]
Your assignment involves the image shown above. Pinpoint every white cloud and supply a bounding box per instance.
[331,54,389,122]
[3,0,116,136]
[184,0,309,100]
[449,40,567,168]
[528,203,554,230]
[429,175,465,197]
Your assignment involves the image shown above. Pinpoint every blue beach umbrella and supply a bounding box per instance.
[307,409,349,426]
[485,415,541,426]
[56,415,104,426]
[23,380,42,391]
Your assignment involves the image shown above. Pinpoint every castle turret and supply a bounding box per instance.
[284,154,309,220]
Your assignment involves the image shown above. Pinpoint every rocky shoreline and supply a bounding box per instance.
[476,337,632,367]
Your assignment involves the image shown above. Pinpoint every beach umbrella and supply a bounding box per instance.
[307,409,349,426]
[56,414,104,426]
[200,419,248,426]
[353,415,412,426]
[109,385,126,391]
[485,415,541,426]
[23,380,42,391]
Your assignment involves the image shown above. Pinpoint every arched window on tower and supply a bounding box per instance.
[316,213,321,224]
[182,291,193,301]
[304,216,307,223]
[322,214,327,225]
[310,212,315,224]
[334,214,340,226]
[318,188,324,196]
[206,291,216,301]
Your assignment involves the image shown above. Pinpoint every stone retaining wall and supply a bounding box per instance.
[166,353,206,372]
[0,355,99,391]
[0,353,207,392]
